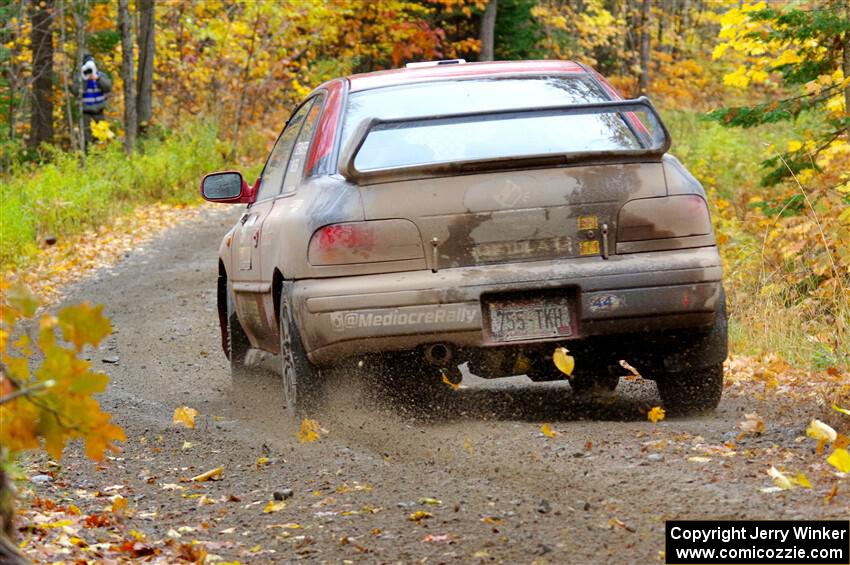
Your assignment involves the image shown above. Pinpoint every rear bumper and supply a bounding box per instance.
[290,247,723,365]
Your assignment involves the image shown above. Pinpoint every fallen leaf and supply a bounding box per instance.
[297,418,321,443]
[619,359,642,378]
[111,495,128,515]
[263,500,287,513]
[256,457,270,468]
[647,406,665,423]
[553,347,575,376]
[824,483,839,503]
[739,413,764,435]
[422,533,453,543]
[794,473,812,489]
[172,406,198,429]
[481,516,502,525]
[418,497,442,506]
[441,372,461,391]
[463,438,473,453]
[767,466,794,490]
[833,404,850,417]
[182,441,193,450]
[608,517,635,532]
[806,419,837,443]
[408,510,432,522]
[177,543,207,563]
[687,456,711,463]
[190,467,224,482]
[540,423,557,438]
[760,486,784,494]
[827,448,850,473]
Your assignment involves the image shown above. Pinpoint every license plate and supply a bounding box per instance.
[486,296,574,342]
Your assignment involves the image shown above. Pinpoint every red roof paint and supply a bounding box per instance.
[347,60,586,92]
[306,79,344,176]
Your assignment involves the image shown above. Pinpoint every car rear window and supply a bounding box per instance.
[339,76,659,172]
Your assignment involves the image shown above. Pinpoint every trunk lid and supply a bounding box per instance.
[359,163,666,269]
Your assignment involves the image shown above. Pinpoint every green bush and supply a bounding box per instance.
[0,121,227,269]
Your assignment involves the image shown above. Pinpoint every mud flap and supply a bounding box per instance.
[217,274,230,359]
[662,301,728,373]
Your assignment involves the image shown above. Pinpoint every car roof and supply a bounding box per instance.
[346,60,587,93]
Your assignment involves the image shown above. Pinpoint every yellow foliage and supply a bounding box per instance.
[0,283,124,461]
[647,406,666,423]
[826,448,850,473]
[297,418,321,443]
[172,406,199,429]
[90,120,114,142]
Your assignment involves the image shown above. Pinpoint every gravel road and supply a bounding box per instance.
[25,205,847,564]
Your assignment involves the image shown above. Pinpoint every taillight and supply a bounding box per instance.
[616,195,714,254]
[308,219,424,265]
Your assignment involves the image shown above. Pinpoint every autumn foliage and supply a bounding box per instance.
[0,283,124,461]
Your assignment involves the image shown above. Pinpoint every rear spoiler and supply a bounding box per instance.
[339,96,671,185]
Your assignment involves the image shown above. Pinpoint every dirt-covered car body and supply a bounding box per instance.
[203,60,726,414]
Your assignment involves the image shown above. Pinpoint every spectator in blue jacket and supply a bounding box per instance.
[71,54,112,151]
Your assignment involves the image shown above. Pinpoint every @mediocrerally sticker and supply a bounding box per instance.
[330,306,479,331]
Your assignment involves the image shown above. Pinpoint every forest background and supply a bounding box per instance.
[1,0,848,371]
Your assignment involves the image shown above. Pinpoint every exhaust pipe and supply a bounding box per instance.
[423,343,452,366]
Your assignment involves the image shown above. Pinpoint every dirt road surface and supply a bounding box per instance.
[21,206,848,564]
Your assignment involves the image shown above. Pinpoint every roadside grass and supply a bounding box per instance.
[0,120,228,270]
[665,110,849,371]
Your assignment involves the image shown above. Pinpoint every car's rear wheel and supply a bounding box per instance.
[228,293,264,383]
[279,296,323,419]
[656,362,723,415]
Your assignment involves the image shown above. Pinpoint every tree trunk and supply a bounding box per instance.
[0,464,28,565]
[479,0,497,62]
[136,0,155,134]
[29,0,55,149]
[6,1,26,142]
[844,1,849,140]
[230,6,261,159]
[58,0,79,153]
[638,0,652,95]
[73,0,88,162]
[118,0,136,154]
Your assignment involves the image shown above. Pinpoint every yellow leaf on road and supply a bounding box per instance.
[463,438,473,453]
[297,418,321,443]
[173,406,198,429]
[739,413,764,434]
[806,419,837,443]
[647,406,666,423]
[408,510,432,522]
[190,466,223,482]
[263,500,287,513]
[827,448,850,473]
[833,404,850,417]
[553,347,575,376]
[111,495,128,514]
[767,466,794,489]
[540,423,557,438]
[794,473,812,488]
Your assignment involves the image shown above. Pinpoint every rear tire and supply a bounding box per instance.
[279,295,324,419]
[656,362,723,415]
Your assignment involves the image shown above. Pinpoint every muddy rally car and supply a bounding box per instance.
[202,59,727,417]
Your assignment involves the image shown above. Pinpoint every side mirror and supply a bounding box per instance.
[200,171,255,204]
